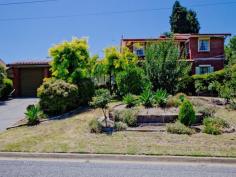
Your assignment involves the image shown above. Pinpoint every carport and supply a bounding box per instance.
[7,60,50,97]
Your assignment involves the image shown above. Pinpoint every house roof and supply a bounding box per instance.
[7,59,51,67]
[121,33,231,42]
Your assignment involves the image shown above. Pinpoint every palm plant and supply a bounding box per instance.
[25,105,45,126]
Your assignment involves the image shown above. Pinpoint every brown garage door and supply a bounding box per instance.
[20,68,44,97]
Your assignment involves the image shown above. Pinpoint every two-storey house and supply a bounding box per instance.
[121,33,231,74]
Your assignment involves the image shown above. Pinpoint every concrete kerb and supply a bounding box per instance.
[0,152,235,164]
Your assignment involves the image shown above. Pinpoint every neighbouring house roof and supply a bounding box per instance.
[7,59,51,67]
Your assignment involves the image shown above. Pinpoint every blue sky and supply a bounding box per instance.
[0,0,236,63]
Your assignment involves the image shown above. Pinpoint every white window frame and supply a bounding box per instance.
[198,38,210,52]
[195,65,214,75]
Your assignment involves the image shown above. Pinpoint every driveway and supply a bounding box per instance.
[0,98,38,131]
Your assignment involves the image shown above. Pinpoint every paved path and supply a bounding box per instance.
[0,158,235,177]
[0,98,38,131]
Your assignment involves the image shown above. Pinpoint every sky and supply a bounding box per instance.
[0,0,236,63]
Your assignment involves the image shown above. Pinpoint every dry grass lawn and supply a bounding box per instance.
[0,103,236,157]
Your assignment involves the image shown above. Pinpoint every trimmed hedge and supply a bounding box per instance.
[0,78,13,100]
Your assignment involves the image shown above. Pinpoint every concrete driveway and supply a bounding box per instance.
[0,98,38,131]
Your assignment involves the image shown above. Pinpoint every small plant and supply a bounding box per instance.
[123,94,136,108]
[203,117,230,135]
[166,93,187,107]
[178,99,196,126]
[166,121,195,135]
[203,123,221,135]
[24,105,45,126]
[89,118,102,133]
[154,89,168,107]
[139,89,155,107]
[114,121,128,131]
[90,89,111,127]
[123,109,138,127]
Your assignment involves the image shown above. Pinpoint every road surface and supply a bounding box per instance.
[0,158,235,177]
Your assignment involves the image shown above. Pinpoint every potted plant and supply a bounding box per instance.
[91,89,114,134]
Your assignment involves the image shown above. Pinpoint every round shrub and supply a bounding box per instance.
[76,78,95,105]
[0,78,13,100]
[178,99,196,126]
[116,66,147,96]
[37,78,78,115]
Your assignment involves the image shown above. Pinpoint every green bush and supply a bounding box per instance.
[76,78,95,105]
[37,78,79,115]
[123,109,138,127]
[203,117,230,129]
[178,99,196,126]
[114,121,128,131]
[123,94,137,108]
[166,121,195,135]
[203,117,230,135]
[139,89,155,108]
[89,118,102,133]
[167,93,187,107]
[0,78,13,100]
[203,124,221,135]
[24,105,45,126]
[154,89,168,107]
[116,66,147,96]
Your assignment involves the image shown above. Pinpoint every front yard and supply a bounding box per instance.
[0,100,235,157]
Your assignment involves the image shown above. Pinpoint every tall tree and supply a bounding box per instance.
[145,40,191,94]
[170,1,200,33]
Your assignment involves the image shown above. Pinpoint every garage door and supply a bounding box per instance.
[20,68,44,97]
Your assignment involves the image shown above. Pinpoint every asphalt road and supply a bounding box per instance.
[0,98,38,131]
[0,158,235,177]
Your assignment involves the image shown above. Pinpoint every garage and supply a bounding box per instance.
[7,60,50,97]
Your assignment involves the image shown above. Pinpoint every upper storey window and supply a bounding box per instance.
[133,43,145,57]
[198,38,210,52]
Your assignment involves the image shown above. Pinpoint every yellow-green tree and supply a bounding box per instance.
[49,37,90,83]
[102,46,137,93]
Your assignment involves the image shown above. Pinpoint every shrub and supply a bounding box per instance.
[167,93,187,107]
[139,89,155,108]
[203,117,230,129]
[24,105,45,126]
[0,78,13,100]
[116,66,147,96]
[123,94,137,108]
[123,109,138,127]
[76,78,95,105]
[37,79,79,115]
[154,89,168,107]
[89,118,102,133]
[166,122,195,135]
[203,123,221,135]
[114,121,128,131]
[178,99,196,126]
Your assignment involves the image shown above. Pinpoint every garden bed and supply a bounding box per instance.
[110,104,203,125]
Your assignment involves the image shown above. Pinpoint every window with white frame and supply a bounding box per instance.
[198,39,210,52]
[195,65,214,75]
[133,46,145,57]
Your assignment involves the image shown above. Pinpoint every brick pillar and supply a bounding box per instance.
[13,68,20,97]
